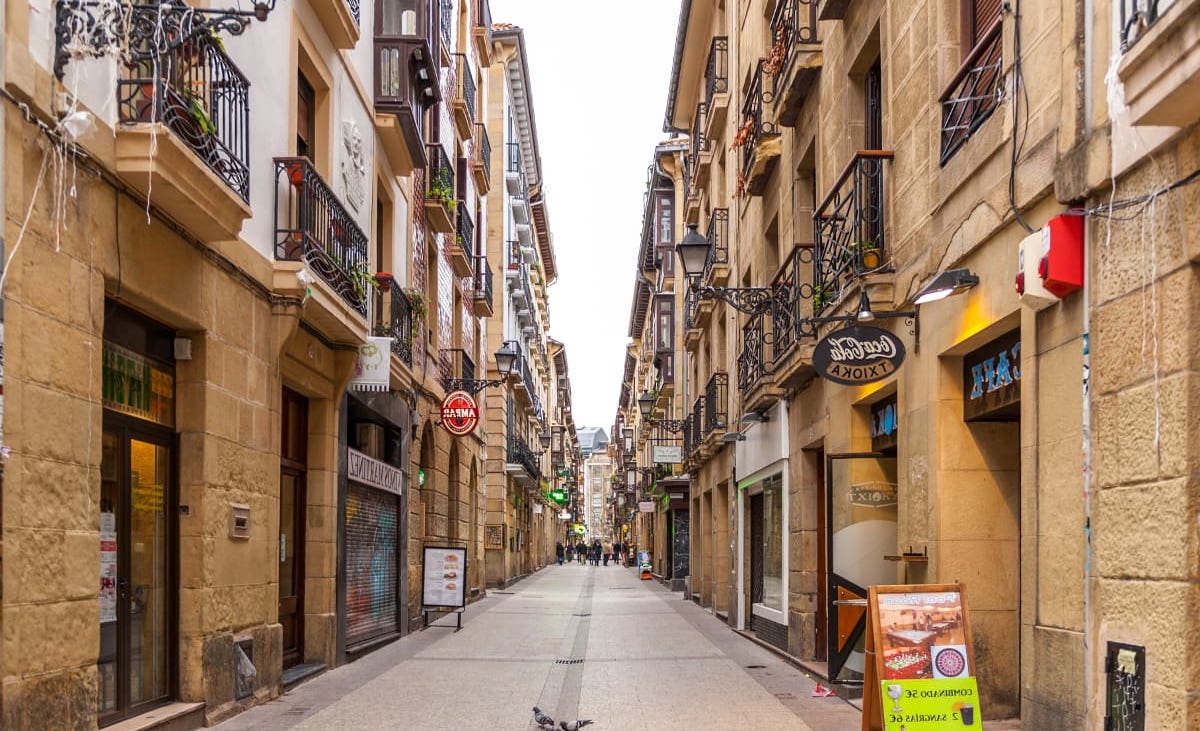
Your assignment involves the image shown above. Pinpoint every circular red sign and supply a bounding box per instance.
[440,390,479,436]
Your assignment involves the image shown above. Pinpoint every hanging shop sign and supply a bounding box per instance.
[870,393,898,451]
[347,447,404,496]
[440,390,479,435]
[349,336,393,392]
[963,329,1021,422]
[638,500,656,513]
[813,325,906,386]
[652,444,683,464]
[102,342,175,426]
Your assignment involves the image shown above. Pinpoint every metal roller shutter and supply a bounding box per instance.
[974,0,1002,43]
[345,482,400,647]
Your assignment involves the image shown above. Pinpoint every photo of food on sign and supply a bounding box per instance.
[878,591,970,680]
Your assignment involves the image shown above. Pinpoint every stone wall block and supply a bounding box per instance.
[1115,382,1161,484]
[1095,479,1190,579]
[1156,373,1190,478]
[14,308,96,399]
[5,527,63,603]
[970,609,1021,719]
[1098,578,1188,689]
[0,666,97,731]
[1036,532,1085,630]
[62,529,99,601]
[18,456,91,531]
[1092,393,1120,488]
[1025,625,1085,727]
[937,538,1019,611]
[20,384,93,465]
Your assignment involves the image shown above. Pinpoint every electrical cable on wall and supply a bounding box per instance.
[1006,0,1036,234]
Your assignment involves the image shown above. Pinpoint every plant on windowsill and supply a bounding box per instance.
[428,173,455,213]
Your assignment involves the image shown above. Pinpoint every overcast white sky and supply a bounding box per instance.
[489,0,683,435]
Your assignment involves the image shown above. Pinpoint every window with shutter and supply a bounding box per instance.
[969,0,1003,47]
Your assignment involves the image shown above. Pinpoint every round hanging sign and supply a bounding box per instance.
[812,325,906,386]
[440,390,479,436]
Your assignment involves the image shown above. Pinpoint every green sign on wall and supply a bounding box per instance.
[880,677,981,730]
[102,342,174,427]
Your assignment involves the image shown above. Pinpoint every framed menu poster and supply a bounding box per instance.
[862,584,977,731]
[421,545,467,610]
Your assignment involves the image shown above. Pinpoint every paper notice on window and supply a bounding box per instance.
[99,512,117,623]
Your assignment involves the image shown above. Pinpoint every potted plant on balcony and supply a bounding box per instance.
[402,287,428,329]
[428,172,456,213]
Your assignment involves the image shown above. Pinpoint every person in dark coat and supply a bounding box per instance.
[556,541,565,566]
[591,540,603,566]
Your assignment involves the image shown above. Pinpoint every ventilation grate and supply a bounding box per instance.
[555,658,585,665]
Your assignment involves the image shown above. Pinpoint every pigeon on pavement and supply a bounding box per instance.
[559,720,594,730]
[532,707,556,729]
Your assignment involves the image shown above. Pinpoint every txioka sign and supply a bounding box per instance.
[813,325,906,386]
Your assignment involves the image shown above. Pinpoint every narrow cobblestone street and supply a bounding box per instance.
[213,566,861,731]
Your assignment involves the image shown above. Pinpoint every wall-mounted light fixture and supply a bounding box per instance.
[636,391,688,433]
[913,268,980,305]
[446,342,519,395]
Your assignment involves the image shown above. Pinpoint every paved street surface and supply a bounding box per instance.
[214,564,861,730]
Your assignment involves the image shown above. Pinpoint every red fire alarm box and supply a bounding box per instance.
[1038,213,1084,297]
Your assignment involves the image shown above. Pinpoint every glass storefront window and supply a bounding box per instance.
[761,475,784,612]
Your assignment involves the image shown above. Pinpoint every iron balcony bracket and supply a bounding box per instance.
[690,284,777,316]
[445,377,508,395]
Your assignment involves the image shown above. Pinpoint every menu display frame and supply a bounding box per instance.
[421,545,467,611]
[862,583,977,731]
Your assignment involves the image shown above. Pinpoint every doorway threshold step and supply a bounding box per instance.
[105,702,204,731]
[282,662,327,690]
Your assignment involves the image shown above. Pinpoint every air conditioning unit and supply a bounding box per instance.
[357,423,384,459]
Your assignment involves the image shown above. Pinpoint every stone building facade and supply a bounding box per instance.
[0,0,572,729]
[613,0,1200,728]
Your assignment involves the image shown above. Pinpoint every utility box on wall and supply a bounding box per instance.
[1016,230,1056,310]
[1039,212,1085,297]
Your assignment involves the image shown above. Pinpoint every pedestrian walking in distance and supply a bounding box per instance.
[556,541,565,566]
[603,540,612,566]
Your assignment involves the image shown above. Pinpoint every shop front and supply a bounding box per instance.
[735,401,789,650]
[341,391,411,659]
[98,305,178,725]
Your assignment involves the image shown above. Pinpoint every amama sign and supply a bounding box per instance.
[813,325,906,386]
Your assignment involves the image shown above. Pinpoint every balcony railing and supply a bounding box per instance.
[703,208,729,282]
[704,372,728,435]
[454,53,476,125]
[506,141,521,174]
[274,157,370,315]
[118,33,250,201]
[689,102,707,179]
[705,37,729,109]
[439,0,453,52]
[739,59,778,194]
[474,122,491,182]
[506,239,522,269]
[473,255,494,311]
[443,348,476,390]
[507,434,541,481]
[426,143,455,203]
[456,204,475,263]
[1121,0,1167,49]
[475,0,493,33]
[939,19,1003,165]
[372,275,414,367]
[813,150,894,313]
[738,311,769,392]
[688,397,704,456]
[770,0,818,53]
[685,289,699,331]
[770,248,803,359]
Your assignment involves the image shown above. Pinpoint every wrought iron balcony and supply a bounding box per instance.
[442,348,476,392]
[453,203,475,276]
[372,275,415,367]
[738,59,779,197]
[507,434,541,482]
[813,150,894,313]
[473,0,494,64]
[702,208,730,285]
[274,157,371,316]
[1121,0,1166,49]
[769,0,822,127]
[688,397,704,457]
[472,255,494,316]
[689,102,708,188]
[705,37,729,112]
[704,372,728,435]
[118,33,250,201]
[452,53,476,137]
[424,143,456,232]
[472,122,491,191]
[939,19,1002,165]
[439,0,453,53]
[738,311,769,393]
